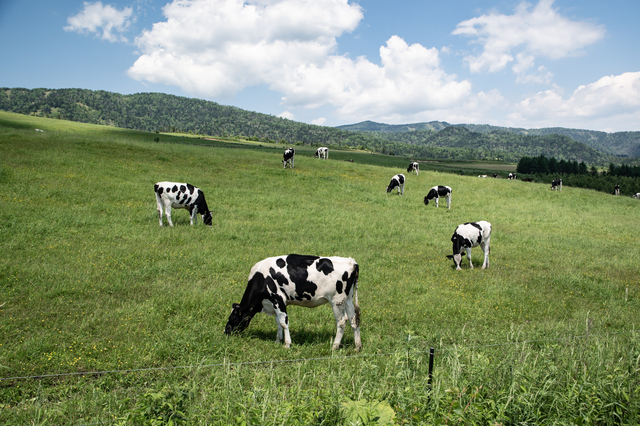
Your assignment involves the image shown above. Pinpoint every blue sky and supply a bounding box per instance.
[1,0,639,132]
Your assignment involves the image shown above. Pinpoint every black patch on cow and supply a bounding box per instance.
[276,258,286,269]
[466,222,482,231]
[336,280,343,294]
[180,185,186,193]
[187,183,194,194]
[316,258,334,275]
[344,264,358,296]
[398,175,405,184]
[437,186,450,196]
[285,254,319,300]
[265,276,277,295]
[270,292,287,313]
[185,197,192,205]
[154,184,162,195]
[225,271,270,333]
[269,267,289,287]
[172,185,178,192]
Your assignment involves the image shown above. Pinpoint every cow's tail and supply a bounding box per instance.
[353,263,360,328]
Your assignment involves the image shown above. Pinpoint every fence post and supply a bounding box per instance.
[427,347,435,389]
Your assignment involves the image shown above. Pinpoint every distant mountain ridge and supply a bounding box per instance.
[338,121,640,158]
[1,87,638,165]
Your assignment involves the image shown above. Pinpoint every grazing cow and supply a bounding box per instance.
[224,254,361,350]
[633,193,640,199]
[551,179,562,191]
[283,148,295,168]
[446,221,491,270]
[478,175,487,178]
[508,173,517,180]
[407,162,419,175]
[314,147,329,160]
[614,185,620,196]
[386,174,405,195]
[154,182,212,227]
[424,185,452,209]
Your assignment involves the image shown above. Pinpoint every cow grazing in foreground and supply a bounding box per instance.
[154,182,212,227]
[508,173,517,180]
[424,185,452,209]
[283,148,295,168]
[407,162,419,175]
[314,147,328,160]
[614,185,620,195]
[551,179,562,191]
[386,174,405,195]
[224,254,361,350]
[446,221,491,271]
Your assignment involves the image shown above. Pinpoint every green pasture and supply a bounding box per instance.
[0,112,639,424]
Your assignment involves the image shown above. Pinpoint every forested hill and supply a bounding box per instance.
[339,121,640,158]
[1,87,637,165]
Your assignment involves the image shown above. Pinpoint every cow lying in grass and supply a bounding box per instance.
[424,185,452,209]
[154,182,212,227]
[446,221,491,270]
[225,254,361,350]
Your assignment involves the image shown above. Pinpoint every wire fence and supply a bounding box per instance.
[1,330,629,382]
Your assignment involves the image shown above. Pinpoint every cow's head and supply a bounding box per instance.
[224,303,251,334]
[448,233,466,270]
[424,196,430,206]
[203,211,213,227]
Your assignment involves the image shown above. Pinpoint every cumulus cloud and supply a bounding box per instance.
[509,72,640,127]
[64,1,133,42]
[127,0,473,121]
[277,111,295,120]
[452,0,605,82]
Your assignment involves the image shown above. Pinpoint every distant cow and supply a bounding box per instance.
[154,182,212,227]
[508,173,517,180]
[386,174,405,195]
[633,193,640,199]
[551,179,562,191]
[446,221,491,271]
[224,254,361,350]
[283,148,295,168]
[424,185,452,209]
[614,185,620,196]
[314,147,328,160]
[478,175,487,178]
[407,162,419,175]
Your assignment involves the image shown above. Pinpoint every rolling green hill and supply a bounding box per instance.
[1,113,639,423]
[2,87,638,165]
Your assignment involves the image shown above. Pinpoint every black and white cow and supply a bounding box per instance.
[424,185,452,209]
[508,173,517,180]
[224,254,361,350]
[446,221,491,271]
[314,147,328,160]
[386,174,405,195]
[551,179,562,191]
[283,148,295,168]
[407,162,419,176]
[633,193,640,199]
[478,175,487,178]
[154,182,212,227]
[614,185,620,196]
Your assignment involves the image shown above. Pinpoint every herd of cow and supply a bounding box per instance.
[153,147,635,351]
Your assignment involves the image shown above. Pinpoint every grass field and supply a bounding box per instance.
[0,111,639,424]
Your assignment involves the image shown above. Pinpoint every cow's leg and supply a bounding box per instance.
[400,184,404,196]
[446,194,451,209]
[156,198,164,227]
[481,240,490,269]
[344,299,361,351]
[435,197,439,208]
[331,302,348,350]
[466,247,473,269]
[190,206,198,225]
[163,200,174,227]
[274,310,291,347]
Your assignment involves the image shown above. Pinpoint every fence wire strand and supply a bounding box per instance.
[1,330,629,382]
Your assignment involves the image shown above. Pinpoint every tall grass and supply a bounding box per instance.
[0,112,639,424]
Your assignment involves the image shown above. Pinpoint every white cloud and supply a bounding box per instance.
[311,117,327,126]
[509,72,640,127]
[127,0,472,121]
[277,111,295,120]
[452,0,605,81]
[64,1,133,42]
